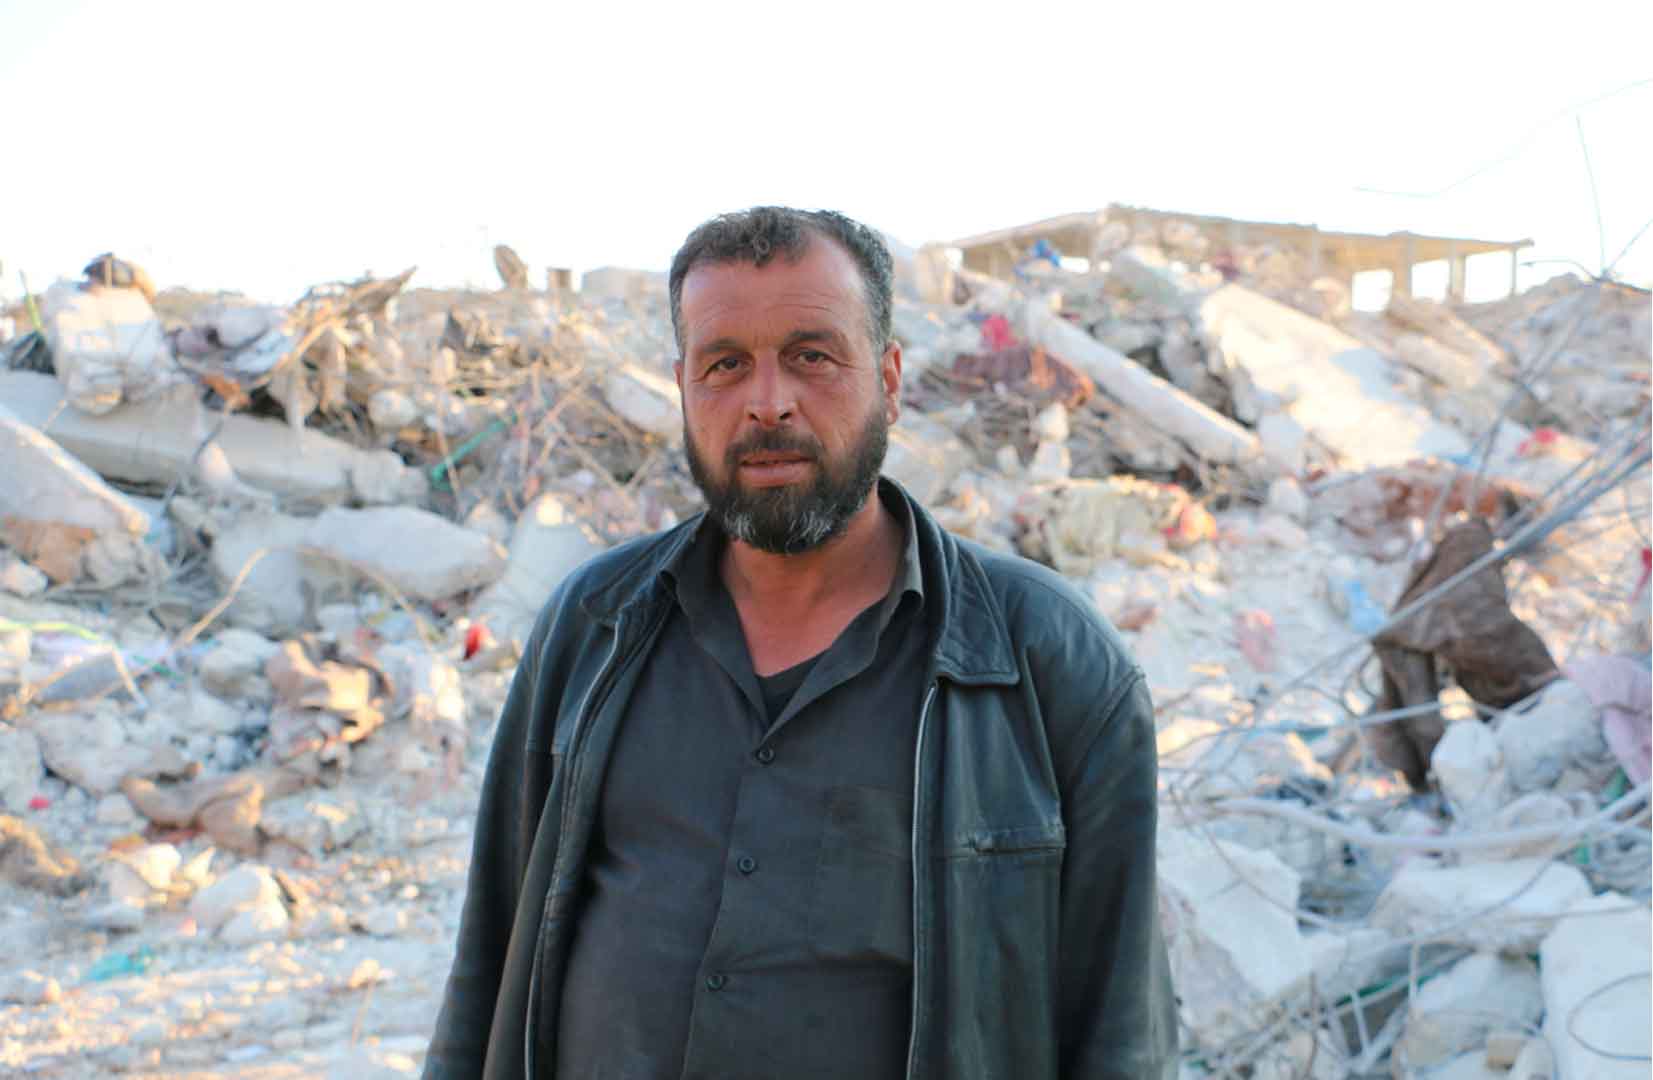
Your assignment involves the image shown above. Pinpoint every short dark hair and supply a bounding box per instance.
[668,206,894,356]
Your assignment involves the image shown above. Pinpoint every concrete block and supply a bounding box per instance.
[1433,720,1510,826]
[471,496,604,644]
[602,363,682,440]
[39,282,177,414]
[0,372,423,505]
[302,506,506,602]
[1540,892,1650,1080]
[1497,679,1613,794]
[1371,857,1591,952]
[1157,827,1312,1045]
[210,513,315,634]
[1398,952,1542,1069]
[0,403,150,583]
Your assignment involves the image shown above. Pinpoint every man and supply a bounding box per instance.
[425,207,1177,1079]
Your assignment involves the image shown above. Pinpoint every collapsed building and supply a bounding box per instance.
[0,207,1648,1077]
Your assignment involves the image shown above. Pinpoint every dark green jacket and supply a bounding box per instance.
[424,484,1178,1079]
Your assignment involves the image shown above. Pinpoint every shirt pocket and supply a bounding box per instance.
[808,785,913,969]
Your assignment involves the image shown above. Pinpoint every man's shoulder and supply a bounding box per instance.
[955,538,1144,700]
[555,518,698,611]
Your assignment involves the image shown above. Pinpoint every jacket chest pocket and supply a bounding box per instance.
[808,785,912,969]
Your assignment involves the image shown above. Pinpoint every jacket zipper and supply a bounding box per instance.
[524,628,625,1080]
[905,681,938,1080]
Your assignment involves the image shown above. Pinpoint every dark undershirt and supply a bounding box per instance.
[757,656,818,727]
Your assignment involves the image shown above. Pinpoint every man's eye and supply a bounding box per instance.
[708,356,741,374]
[797,349,828,364]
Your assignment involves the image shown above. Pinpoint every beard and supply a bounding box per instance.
[685,406,888,556]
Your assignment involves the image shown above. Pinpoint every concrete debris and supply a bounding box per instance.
[302,506,507,602]
[0,813,94,895]
[0,372,426,505]
[0,725,45,810]
[0,553,50,598]
[38,280,179,415]
[1157,828,1311,1045]
[1540,892,1651,1080]
[0,220,1641,1073]
[883,415,972,506]
[0,403,152,585]
[1497,677,1618,795]
[1397,952,1543,1069]
[1432,720,1509,826]
[602,363,682,440]
[1371,857,1592,952]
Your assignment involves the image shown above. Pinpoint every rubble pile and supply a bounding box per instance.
[0,231,1648,1078]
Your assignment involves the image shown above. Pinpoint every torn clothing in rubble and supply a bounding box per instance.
[1368,520,1559,790]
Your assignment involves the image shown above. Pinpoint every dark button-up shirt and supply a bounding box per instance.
[555,483,929,1080]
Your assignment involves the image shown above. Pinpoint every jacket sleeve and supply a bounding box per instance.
[1057,672,1179,1080]
[423,612,558,1079]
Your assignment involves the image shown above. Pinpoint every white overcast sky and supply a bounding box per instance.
[2,1,1650,303]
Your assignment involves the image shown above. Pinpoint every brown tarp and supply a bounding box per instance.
[1367,521,1560,789]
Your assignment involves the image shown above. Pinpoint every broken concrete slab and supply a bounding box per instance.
[38,282,179,415]
[34,702,190,797]
[1200,284,1485,470]
[1397,952,1542,1069]
[1496,678,1614,794]
[882,414,971,507]
[602,363,682,440]
[0,372,425,505]
[1540,891,1651,1080]
[1157,827,1312,1045]
[470,495,604,645]
[302,506,506,602]
[1370,857,1591,952]
[210,512,315,634]
[189,863,288,940]
[1432,720,1510,826]
[0,403,152,584]
[0,725,45,811]
[198,629,281,700]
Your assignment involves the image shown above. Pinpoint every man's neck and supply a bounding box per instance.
[719,491,902,623]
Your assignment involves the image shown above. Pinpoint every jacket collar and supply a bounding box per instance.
[577,477,1019,685]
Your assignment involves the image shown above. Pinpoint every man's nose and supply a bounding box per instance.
[745,357,795,426]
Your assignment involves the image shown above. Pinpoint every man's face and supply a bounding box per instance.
[675,238,901,555]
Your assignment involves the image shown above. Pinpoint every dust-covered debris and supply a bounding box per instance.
[0,220,1646,1077]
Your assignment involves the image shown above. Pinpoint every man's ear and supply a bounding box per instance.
[674,359,685,398]
[881,341,902,424]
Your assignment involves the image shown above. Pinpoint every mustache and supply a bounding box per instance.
[726,430,823,463]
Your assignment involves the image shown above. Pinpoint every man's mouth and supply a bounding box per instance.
[741,453,811,466]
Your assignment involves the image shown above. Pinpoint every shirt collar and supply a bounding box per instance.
[664,476,925,619]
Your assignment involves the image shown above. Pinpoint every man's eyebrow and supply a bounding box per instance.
[695,336,744,356]
[692,328,847,357]
[780,328,848,350]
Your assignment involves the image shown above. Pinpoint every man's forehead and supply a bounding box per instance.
[680,241,865,333]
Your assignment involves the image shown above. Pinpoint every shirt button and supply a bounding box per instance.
[705,973,727,991]
[737,855,757,874]
[754,747,775,765]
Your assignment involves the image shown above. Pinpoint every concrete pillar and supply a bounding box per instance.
[1447,243,1466,302]
[1391,235,1415,300]
[546,267,573,294]
[1509,249,1520,297]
